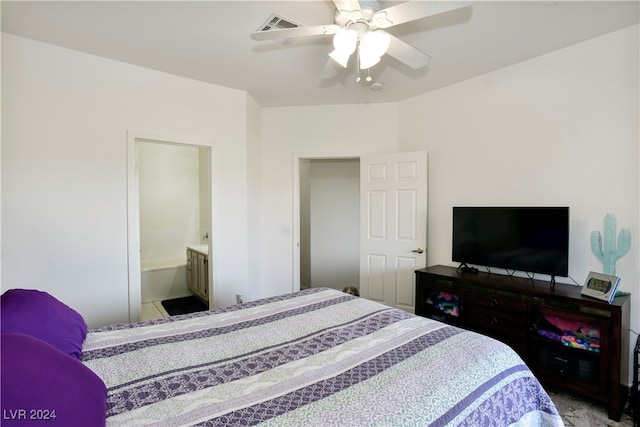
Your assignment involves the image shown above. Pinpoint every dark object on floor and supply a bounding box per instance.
[161,296,208,316]
[342,286,359,297]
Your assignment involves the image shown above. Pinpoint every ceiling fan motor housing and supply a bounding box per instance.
[335,4,378,28]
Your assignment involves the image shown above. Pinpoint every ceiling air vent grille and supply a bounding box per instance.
[257,13,304,45]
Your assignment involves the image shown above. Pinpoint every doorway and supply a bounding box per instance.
[293,151,427,312]
[299,158,360,291]
[127,132,214,323]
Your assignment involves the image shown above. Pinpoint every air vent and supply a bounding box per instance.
[257,13,304,45]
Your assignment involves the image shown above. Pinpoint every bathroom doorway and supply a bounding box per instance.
[127,132,213,322]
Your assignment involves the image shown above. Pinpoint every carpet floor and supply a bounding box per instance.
[546,384,635,427]
[161,295,208,316]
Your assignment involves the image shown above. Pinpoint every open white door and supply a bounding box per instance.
[360,151,427,312]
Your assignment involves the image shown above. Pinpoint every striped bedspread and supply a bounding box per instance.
[82,288,564,426]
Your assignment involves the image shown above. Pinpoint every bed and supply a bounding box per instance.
[1,287,564,426]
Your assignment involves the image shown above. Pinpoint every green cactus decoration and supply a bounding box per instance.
[590,213,631,276]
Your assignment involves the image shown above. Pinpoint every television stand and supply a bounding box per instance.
[415,265,630,421]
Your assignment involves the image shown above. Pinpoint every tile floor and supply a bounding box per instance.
[141,301,170,321]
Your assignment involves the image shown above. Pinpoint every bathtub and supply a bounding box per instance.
[141,258,190,303]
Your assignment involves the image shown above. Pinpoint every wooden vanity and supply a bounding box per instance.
[186,245,209,305]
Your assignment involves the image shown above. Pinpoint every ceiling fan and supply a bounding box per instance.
[251,0,471,75]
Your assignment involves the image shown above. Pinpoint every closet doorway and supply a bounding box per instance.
[298,157,360,291]
[294,151,427,312]
[127,132,214,323]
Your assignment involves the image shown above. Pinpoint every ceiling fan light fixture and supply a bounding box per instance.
[358,30,390,69]
[359,52,381,69]
[329,50,352,68]
[333,28,357,52]
[362,30,390,57]
[329,28,357,68]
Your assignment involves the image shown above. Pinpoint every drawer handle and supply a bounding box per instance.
[491,317,498,325]
[491,299,499,307]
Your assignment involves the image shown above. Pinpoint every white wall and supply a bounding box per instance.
[138,141,201,264]
[259,104,399,299]
[1,34,250,327]
[398,25,639,353]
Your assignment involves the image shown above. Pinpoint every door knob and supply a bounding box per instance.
[412,247,424,254]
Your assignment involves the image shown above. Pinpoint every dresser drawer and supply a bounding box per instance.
[467,307,528,337]
[466,294,528,340]
[468,294,527,313]
[420,275,457,289]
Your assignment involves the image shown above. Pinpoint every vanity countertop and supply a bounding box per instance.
[186,244,208,256]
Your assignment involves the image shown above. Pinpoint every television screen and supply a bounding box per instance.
[452,207,569,277]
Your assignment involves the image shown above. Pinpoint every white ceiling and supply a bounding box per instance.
[2,1,638,107]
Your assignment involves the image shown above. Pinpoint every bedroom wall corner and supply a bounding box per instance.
[246,94,263,303]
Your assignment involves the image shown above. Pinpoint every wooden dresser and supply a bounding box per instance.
[415,265,630,421]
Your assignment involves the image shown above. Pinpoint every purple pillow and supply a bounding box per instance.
[0,332,106,427]
[1,289,87,360]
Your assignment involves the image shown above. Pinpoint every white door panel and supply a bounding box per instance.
[366,254,386,302]
[360,151,427,312]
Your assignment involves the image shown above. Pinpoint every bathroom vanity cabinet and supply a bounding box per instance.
[186,245,209,305]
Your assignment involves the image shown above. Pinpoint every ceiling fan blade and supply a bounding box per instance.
[386,33,431,69]
[251,24,340,41]
[373,1,471,28]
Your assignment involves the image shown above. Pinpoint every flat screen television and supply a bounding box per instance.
[452,207,569,277]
